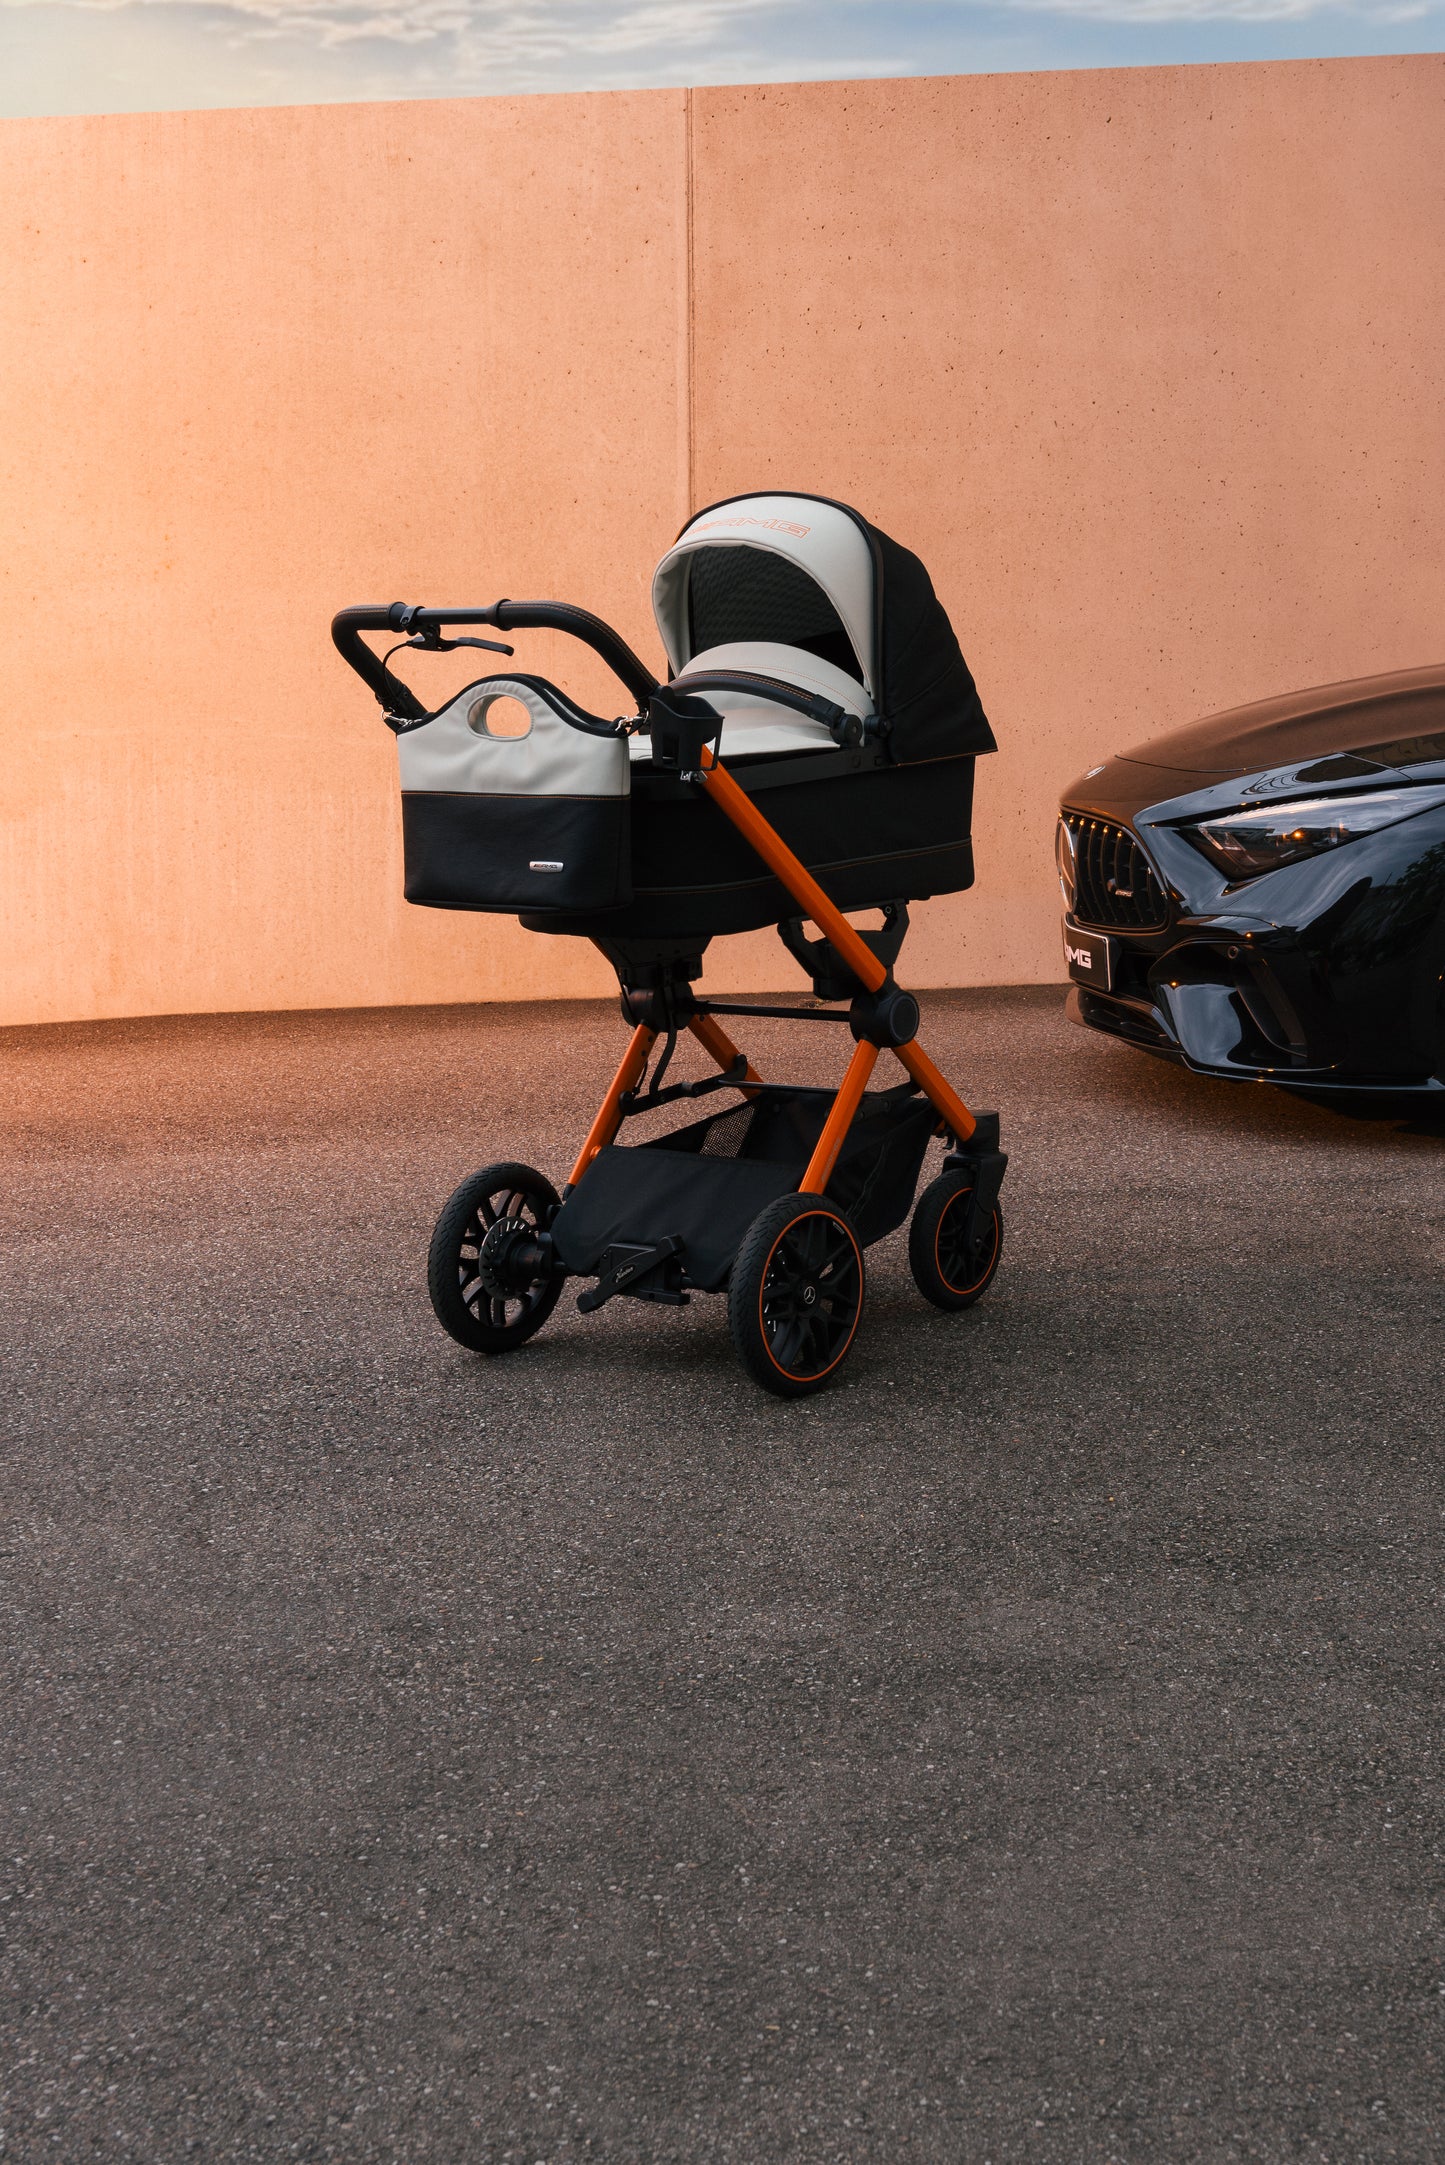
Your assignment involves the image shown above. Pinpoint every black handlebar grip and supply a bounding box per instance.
[330,606,427,720]
[331,599,660,718]
[485,602,658,704]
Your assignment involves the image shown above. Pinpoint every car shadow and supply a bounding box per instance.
[1054,1010,1445,1152]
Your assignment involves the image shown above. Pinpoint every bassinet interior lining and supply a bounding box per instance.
[686,546,864,685]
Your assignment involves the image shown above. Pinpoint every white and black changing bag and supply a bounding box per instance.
[397,676,631,913]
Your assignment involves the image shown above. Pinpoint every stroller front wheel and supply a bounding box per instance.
[908,1168,1003,1311]
[427,1161,564,1355]
[728,1194,866,1398]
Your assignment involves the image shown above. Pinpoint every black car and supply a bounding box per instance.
[1059,664,1445,1097]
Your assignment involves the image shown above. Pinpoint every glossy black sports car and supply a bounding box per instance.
[1058,664,1445,1097]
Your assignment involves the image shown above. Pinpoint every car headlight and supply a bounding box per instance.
[1055,816,1078,908]
[1180,786,1445,880]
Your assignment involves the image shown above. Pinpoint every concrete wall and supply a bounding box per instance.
[2,58,1442,1025]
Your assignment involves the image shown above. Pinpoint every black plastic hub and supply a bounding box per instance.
[622,980,698,1032]
[478,1215,554,1298]
[849,982,921,1049]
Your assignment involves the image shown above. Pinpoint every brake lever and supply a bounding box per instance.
[402,632,515,656]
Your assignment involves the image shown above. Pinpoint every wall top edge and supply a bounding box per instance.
[2,49,1440,134]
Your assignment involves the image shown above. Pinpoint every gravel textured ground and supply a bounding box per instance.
[2,986,1442,2163]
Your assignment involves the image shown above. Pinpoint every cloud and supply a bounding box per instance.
[0,0,1431,43]
[1007,0,1426,19]
[1,0,1438,118]
[0,0,801,43]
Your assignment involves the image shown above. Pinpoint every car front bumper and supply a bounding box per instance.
[1064,905,1445,1093]
[1057,789,1445,1094]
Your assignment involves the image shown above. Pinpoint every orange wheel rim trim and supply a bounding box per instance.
[758,1210,863,1383]
[935,1193,998,1296]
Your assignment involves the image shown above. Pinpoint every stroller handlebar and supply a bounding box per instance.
[331,601,660,720]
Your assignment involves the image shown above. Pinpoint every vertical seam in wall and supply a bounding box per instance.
[683,85,695,519]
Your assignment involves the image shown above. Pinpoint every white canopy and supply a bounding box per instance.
[651,494,877,695]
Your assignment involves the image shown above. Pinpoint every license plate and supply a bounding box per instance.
[1063,921,1114,991]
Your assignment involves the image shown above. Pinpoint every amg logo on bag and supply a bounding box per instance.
[1065,942,1094,970]
[529,860,565,872]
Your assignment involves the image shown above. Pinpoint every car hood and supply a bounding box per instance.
[1116,664,1445,776]
[1063,664,1445,814]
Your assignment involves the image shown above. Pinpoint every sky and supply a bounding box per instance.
[1,0,1440,118]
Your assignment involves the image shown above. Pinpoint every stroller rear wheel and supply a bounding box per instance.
[427,1161,563,1355]
[728,1194,865,1398]
[908,1168,1003,1311]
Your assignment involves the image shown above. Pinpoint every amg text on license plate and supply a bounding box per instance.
[1064,923,1114,991]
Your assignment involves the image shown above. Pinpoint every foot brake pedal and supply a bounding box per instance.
[576,1235,687,1314]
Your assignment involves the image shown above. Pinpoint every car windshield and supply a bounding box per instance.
[1357,729,1445,766]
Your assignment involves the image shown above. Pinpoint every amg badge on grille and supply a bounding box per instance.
[529,860,564,872]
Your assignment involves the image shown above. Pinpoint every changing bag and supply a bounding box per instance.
[398,674,631,913]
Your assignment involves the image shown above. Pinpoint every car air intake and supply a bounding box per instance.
[1063,813,1168,930]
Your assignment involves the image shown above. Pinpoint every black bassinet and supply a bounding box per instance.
[341,493,994,943]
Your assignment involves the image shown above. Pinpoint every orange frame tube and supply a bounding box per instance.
[894,1039,976,1145]
[571,749,975,1200]
[699,752,888,993]
[698,750,976,1148]
[800,1039,879,1192]
[688,1011,763,1095]
[568,1022,655,1186]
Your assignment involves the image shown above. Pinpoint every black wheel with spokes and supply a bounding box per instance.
[728,1193,865,1398]
[908,1168,1003,1311]
[427,1161,564,1355]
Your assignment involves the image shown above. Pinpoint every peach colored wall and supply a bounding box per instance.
[2,59,1443,1025]
[0,94,687,1023]
[690,59,1445,993]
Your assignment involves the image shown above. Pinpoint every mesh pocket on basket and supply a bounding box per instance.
[698,1105,756,1158]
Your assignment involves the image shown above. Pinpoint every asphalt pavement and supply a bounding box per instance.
[2,987,1442,2163]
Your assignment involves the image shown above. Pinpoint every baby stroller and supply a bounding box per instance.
[333,491,1007,1396]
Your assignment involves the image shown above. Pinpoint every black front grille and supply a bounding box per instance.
[1062,812,1168,930]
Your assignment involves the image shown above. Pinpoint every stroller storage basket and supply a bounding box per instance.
[550,1085,940,1292]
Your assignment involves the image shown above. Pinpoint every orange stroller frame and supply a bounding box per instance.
[334,493,1007,1396]
[568,750,1006,1394]
[569,752,987,1225]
